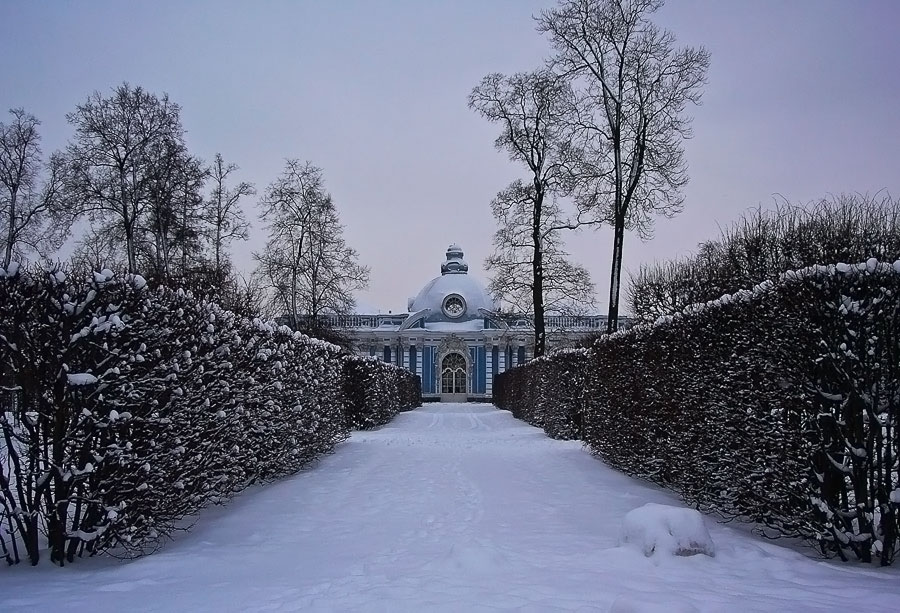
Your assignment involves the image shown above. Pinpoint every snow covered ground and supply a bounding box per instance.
[2,403,899,612]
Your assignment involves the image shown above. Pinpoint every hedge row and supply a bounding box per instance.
[493,348,588,440]
[0,265,420,566]
[342,356,421,429]
[494,260,900,564]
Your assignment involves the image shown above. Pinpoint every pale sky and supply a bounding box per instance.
[2,0,898,314]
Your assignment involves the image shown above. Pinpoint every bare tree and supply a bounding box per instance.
[0,108,68,267]
[70,221,127,272]
[539,0,710,332]
[229,270,272,319]
[485,181,595,323]
[255,160,325,327]
[64,83,184,273]
[299,201,369,318]
[469,70,581,356]
[142,139,208,282]
[203,153,254,276]
[255,160,367,333]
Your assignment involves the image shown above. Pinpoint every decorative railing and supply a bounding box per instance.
[278,313,631,331]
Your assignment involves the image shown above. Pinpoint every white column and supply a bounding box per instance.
[486,344,494,396]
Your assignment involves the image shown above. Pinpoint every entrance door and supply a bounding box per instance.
[440,352,467,402]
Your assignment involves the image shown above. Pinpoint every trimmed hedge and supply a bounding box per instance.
[342,356,421,429]
[0,265,421,566]
[494,260,900,564]
[494,348,588,440]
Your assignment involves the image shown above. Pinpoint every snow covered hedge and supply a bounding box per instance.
[495,259,900,565]
[0,266,420,566]
[342,356,421,430]
[493,348,587,441]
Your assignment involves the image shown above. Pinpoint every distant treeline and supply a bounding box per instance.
[628,193,899,324]
[0,84,369,349]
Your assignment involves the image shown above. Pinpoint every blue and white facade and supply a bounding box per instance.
[326,245,621,402]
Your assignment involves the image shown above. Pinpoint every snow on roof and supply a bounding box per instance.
[408,244,497,316]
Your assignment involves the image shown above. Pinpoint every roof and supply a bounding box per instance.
[408,244,497,320]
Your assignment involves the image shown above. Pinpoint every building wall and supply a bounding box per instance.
[341,316,630,401]
[357,334,529,400]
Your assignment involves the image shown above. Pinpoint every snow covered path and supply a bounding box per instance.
[3,403,899,612]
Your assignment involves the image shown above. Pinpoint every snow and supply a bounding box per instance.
[0,261,19,277]
[129,274,147,290]
[609,595,700,613]
[2,403,899,612]
[410,272,496,315]
[94,270,115,284]
[67,373,98,386]
[620,503,715,558]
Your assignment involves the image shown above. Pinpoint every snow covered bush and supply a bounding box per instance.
[341,356,421,430]
[0,265,416,566]
[495,260,900,564]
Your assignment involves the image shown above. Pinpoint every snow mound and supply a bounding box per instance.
[620,503,715,558]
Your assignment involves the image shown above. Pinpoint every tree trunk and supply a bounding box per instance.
[124,222,136,274]
[48,375,70,566]
[23,514,39,565]
[607,218,625,334]
[180,176,190,276]
[532,183,546,357]
[120,168,137,274]
[4,189,16,268]
[215,213,223,273]
[290,271,297,328]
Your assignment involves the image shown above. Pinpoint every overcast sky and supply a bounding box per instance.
[2,0,898,314]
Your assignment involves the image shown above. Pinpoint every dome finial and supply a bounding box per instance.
[441,244,468,275]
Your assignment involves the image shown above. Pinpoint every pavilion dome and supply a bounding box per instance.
[408,244,497,319]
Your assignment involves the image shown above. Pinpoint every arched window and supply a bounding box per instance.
[441,352,467,394]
